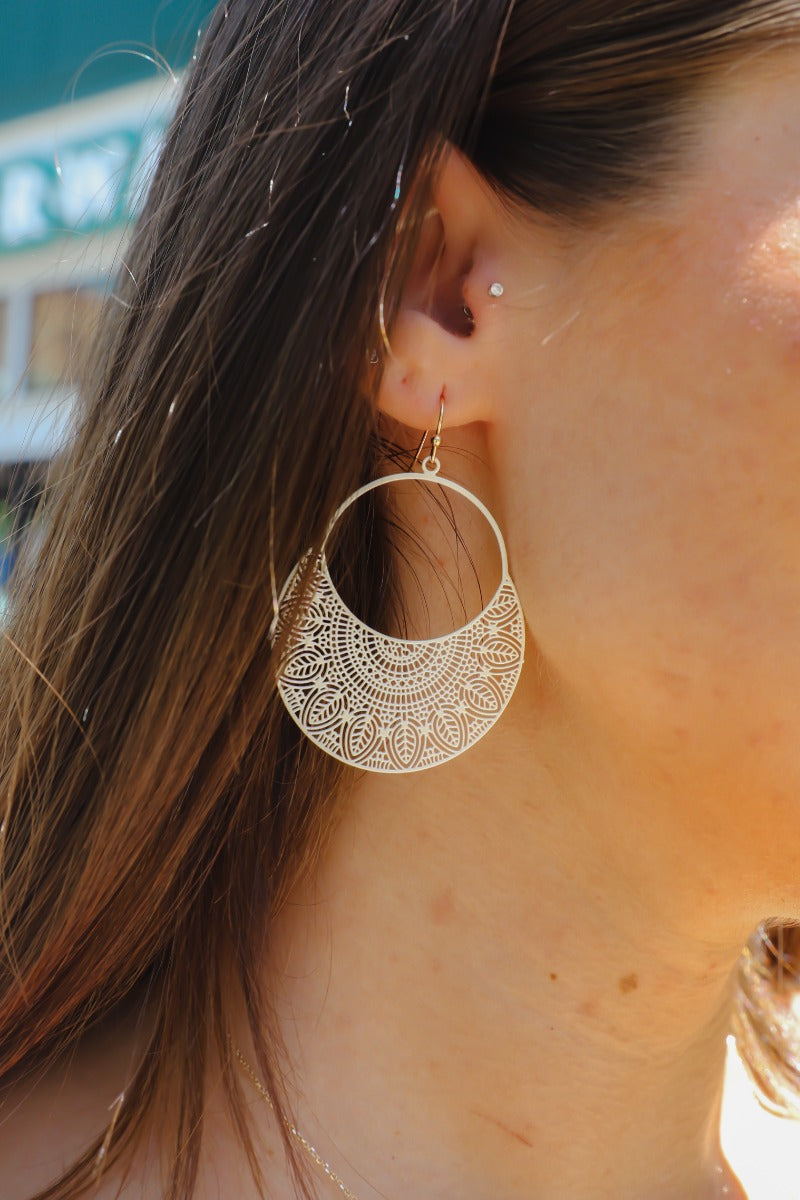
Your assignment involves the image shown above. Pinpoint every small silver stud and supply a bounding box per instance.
[488,282,504,298]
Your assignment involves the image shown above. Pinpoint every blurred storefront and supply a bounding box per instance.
[0,0,215,612]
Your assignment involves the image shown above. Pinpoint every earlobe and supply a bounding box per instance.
[377,310,484,430]
[376,146,505,433]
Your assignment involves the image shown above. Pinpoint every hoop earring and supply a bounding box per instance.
[273,401,525,773]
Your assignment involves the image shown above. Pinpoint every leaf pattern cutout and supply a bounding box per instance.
[303,686,345,731]
[282,647,329,686]
[478,634,524,672]
[342,713,380,763]
[432,707,469,752]
[389,721,424,771]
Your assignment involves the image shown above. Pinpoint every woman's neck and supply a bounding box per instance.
[253,660,752,1200]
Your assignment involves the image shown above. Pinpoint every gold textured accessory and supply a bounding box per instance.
[233,1043,362,1200]
[272,399,525,773]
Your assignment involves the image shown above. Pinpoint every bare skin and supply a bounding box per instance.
[7,48,800,1200]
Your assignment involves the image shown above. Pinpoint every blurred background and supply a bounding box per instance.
[0,0,216,615]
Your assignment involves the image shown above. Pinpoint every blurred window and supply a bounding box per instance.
[28,286,104,392]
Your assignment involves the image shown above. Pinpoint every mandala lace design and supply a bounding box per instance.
[275,469,525,773]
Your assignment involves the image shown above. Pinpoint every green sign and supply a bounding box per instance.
[0,117,166,254]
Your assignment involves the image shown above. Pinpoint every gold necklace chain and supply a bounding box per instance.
[233,1043,363,1200]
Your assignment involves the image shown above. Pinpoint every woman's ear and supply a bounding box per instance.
[376,147,509,433]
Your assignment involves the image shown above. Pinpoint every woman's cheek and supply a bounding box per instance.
[730,201,800,357]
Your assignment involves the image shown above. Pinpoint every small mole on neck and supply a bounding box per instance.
[549,972,558,982]
[619,973,638,994]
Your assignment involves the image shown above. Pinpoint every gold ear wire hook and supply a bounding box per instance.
[429,391,445,468]
[410,390,446,471]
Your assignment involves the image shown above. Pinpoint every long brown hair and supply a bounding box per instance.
[3,3,800,1197]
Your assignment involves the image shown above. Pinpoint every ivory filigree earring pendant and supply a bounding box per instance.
[273,400,525,773]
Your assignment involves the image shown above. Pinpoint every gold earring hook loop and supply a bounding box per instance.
[429,392,445,469]
[410,390,446,472]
